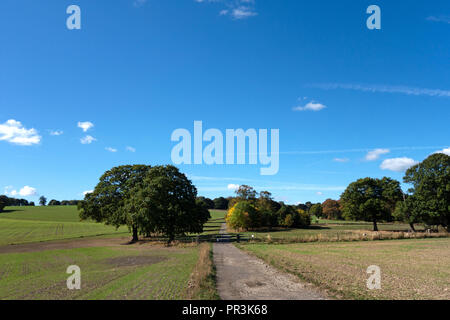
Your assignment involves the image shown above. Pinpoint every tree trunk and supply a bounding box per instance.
[167,234,174,245]
[409,223,416,232]
[131,226,138,243]
[373,220,378,232]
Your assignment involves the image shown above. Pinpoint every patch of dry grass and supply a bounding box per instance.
[239,238,450,300]
[252,229,450,244]
[185,243,219,300]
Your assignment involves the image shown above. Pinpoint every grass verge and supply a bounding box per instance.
[185,243,219,300]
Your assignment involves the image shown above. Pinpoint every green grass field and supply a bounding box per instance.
[238,238,450,300]
[0,206,219,300]
[199,210,226,235]
[0,243,206,299]
[0,206,128,246]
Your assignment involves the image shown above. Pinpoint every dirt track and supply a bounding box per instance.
[213,224,327,300]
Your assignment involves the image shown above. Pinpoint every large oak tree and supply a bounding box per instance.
[126,165,210,243]
[78,165,151,242]
[340,177,402,231]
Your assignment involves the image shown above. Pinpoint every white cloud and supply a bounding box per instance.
[133,0,147,7]
[83,190,93,196]
[365,148,390,161]
[0,119,41,146]
[105,147,117,153]
[126,146,136,152]
[230,6,257,19]
[312,83,450,98]
[293,101,327,112]
[227,184,240,191]
[196,0,257,19]
[427,16,450,24]
[77,121,94,132]
[80,135,96,144]
[333,158,349,163]
[49,130,63,136]
[380,157,418,172]
[435,147,450,156]
[7,186,38,197]
[316,192,323,196]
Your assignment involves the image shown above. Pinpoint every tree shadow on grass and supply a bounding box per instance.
[0,209,24,214]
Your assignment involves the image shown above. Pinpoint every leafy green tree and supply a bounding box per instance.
[78,164,151,242]
[393,195,417,232]
[235,185,258,201]
[127,165,210,243]
[296,209,311,227]
[197,196,214,209]
[309,203,323,218]
[39,196,47,206]
[48,199,61,206]
[284,214,294,228]
[277,205,296,227]
[213,197,229,210]
[341,177,403,231]
[256,191,281,229]
[403,153,450,231]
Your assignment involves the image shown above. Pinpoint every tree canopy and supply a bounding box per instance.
[322,199,342,220]
[340,177,402,231]
[39,196,47,206]
[126,165,210,243]
[403,153,450,230]
[213,197,229,210]
[78,164,152,242]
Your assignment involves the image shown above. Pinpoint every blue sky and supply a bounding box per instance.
[1,0,449,204]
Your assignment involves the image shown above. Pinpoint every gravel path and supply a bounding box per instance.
[213,224,327,300]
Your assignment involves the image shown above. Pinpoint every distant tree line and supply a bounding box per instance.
[225,185,310,231]
[0,195,35,212]
[47,199,80,206]
[222,154,449,233]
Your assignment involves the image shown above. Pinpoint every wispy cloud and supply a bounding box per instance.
[195,0,257,19]
[227,184,240,190]
[0,119,41,146]
[126,146,136,152]
[333,158,349,163]
[365,148,390,161]
[49,130,63,136]
[427,16,450,24]
[105,147,117,153]
[311,83,450,97]
[133,0,147,8]
[80,135,96,144]
[283,146,446,155]
[293,101,327,112]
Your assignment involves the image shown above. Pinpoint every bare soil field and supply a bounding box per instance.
[238,238,450,300]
